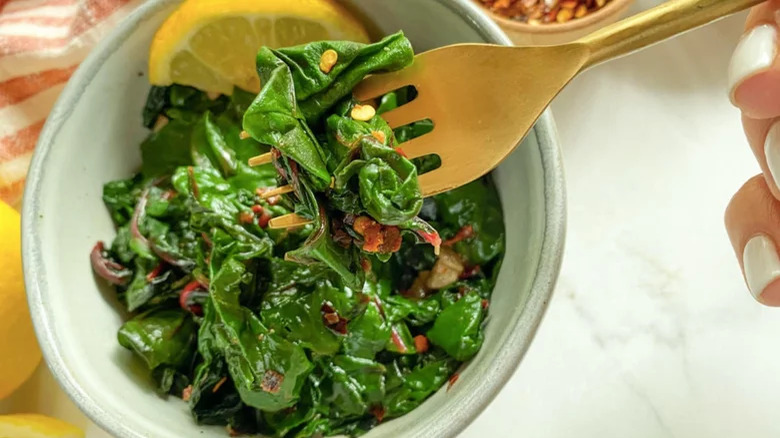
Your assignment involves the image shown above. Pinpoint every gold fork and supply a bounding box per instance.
[252,0,759,229]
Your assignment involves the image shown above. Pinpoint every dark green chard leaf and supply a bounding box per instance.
[191,112,238,177]
[383,294,440,326]
[293,416,339,438]
[434,178,505,266]
[109,226,136,264]
[103,176,142,226]
[208,257,313,412]
[383,355,457,418]
[256,257,332,293]
[426,292,485,361]
[285,206,363,290]
[276,32,414,124]
[171,166,242,217]
[386,321,416,355]
[152,366,190,395]
[117,308,196,370]
[142,86,169,129]
[263,381,320,436]
[141,119,194,178]
[344,291,389,359]
[211,112,278,191]
[319,355,386,418]
[243,48,331,191]
[260,285,342,355]
[328,113,423,225]
[165,84,229,123]
[123,258,171,311]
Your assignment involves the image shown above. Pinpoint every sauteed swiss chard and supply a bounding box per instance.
[91,33,505,437]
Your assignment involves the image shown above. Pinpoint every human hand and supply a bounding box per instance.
[727,0,780,306]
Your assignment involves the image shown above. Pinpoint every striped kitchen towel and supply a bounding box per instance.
[0,0,142,209]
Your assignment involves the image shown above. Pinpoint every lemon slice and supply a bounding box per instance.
[149,0,370,95]
[0,414,84,438]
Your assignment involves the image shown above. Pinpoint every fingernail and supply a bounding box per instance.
[765,121,780,189]
[743,234,780,303]
[728,24,777,99]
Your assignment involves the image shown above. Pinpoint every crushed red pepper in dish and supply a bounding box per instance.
[479,0,611,24]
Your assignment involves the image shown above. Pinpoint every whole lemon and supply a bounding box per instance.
[0,201,42,399]
[0,414,84,437]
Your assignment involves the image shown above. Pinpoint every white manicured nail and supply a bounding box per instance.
[728,24,777,97]
[743,234,780,300]
[765,121,780,189]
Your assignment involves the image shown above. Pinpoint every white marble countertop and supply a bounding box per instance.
[5,2,776,437]
[465,4,779,438]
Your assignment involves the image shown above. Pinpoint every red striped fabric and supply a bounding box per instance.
[0,0,137,209]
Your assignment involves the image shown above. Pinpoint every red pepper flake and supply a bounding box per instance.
[546,5,560,21]
[145,262,165,282]
[460,265,481,279]
[238,211,255,224]
[481,299,490,310]
[182,385,193,402]
[261,369,284,393]
[201,232,212,247]
[413,335,429,353]
[371,405,386,423]
[394,147,408,158]
[321,302,349,334]
[360,258,372,273]
[212,376,228,393]
[251,205,264,214]
[444,225,474,247]
[352,216,373,235]
[379,226,402,253]
[447,373,460,390]
[352,216,402,254]
[371,130,387,143]
[390,327,408,353]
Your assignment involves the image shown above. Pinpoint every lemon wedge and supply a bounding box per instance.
[0,414,84,438]
[0,201,41,400]
[149,0,370,95]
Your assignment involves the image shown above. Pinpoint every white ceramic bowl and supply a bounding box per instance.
[22,0,566,437]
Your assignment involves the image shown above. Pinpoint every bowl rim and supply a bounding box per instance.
[21,0,567,436]
[473,0,634,34]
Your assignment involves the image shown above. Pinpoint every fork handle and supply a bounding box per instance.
[579,0,763,68]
